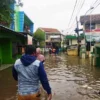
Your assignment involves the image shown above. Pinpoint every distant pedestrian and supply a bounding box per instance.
[52,48,56,55]
[55,46,59,55]
[12,45,52,100]
[49,48,52,55]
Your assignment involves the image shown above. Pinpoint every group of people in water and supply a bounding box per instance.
[49,47,59,55]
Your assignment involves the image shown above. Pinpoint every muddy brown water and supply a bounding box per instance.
[0,53,100,100]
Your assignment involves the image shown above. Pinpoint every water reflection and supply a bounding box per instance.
[0,54,100,100]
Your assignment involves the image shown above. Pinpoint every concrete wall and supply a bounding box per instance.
[72,39,77,45]
[46,34,61,42]
[96,24,100,29]
[69,39,77,45]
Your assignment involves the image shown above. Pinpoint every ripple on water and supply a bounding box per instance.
[1,54,100,100]
[45,54,100,100]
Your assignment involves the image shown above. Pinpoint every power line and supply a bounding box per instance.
[67,0,100,34]
[91,0,100,7]
[87,0,100,14]
[69,0,86,28]
[79,0,86,12]
[69,0,100,34]
[67,0,86,34]
[94,1,100,8]
[68,0,78,27]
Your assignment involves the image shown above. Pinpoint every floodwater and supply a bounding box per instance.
[0,53,100,100]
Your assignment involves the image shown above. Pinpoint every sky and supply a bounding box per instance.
[19,0,100,35]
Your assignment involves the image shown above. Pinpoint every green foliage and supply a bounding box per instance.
[33,29,45,42]
[80,33,84,37]
[39,41,45,48]
[0,0,15,6]
[0,0,15,26]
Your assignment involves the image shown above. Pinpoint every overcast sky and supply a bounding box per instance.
[20,0,100,34]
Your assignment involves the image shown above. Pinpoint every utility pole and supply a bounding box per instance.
[76,17,80,56]
[75,17,83,56]
[76,17,79,41]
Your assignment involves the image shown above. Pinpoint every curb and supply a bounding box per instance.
[0,64,13,71]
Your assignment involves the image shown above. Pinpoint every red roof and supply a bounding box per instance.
[85,29,100,32]
[40,27,60,33]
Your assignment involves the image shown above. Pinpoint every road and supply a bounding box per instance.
[0,53,100,100]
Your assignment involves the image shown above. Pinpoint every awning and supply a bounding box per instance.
[0,25,26,37]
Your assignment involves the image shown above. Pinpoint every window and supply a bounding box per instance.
[85,23,95,30]
[12,42,18,58]
[46,35,48,40]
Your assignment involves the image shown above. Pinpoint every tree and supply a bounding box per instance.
[39,41,45,48]
[33,29,45,41]
[0,0,15,26]
[33,28,45,47]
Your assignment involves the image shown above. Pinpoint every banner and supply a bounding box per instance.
[27,35,32,44]
[85,32,100,42]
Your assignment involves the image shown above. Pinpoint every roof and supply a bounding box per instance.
[20,32,33,36]
[66,34,84,40]
[66,35,77,39]
[40,27,60,33]
[0,25,26,37]
[24,12,34,25]
[80,14,100,25]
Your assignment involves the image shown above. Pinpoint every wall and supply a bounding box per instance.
[46,34,50,41]
[0,39,14,64]
[0,44,2,64]
[19,12,24,32]
[69,39,78,45]
[69,40,72,45]
[15,6,20,31]
[0,30,27,64]
[46,34,61,42]
[96,24,100,29]
[72,39,78,45]
[84,23,100,31]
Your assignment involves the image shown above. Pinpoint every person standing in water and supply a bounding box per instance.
[12,45,52,100]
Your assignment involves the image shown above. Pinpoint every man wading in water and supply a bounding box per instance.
[12,45,52,100]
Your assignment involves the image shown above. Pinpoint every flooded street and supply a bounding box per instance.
[0,53,100,100]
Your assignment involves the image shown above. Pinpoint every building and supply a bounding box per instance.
[80,14,100,42]
[0,25,27,64]
[0,3,34,65]
[15,11,34,34]
[66,34,84,45]
[66,35,78,46]
[39,28,63,48]
[14,11,34,45]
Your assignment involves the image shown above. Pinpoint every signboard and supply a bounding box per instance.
[27,35,32,44]
[85,32,100,42]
